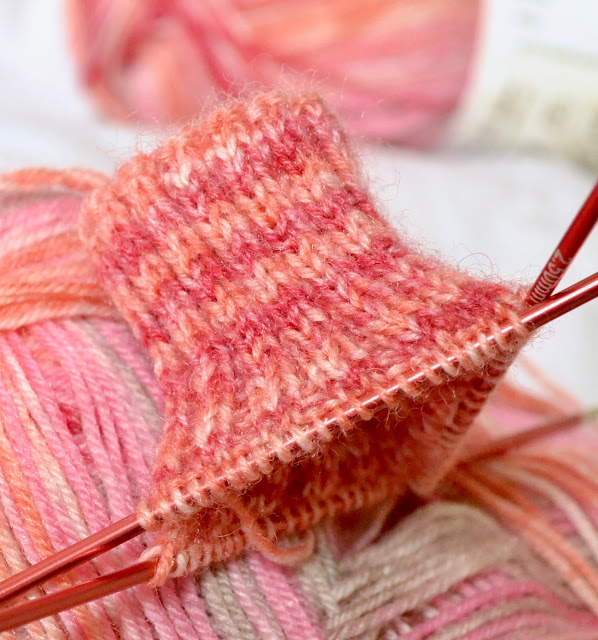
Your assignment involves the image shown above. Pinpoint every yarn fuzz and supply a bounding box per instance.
[80,90,530,581]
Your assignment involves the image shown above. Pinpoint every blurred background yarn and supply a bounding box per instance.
[64,0,598,172]
[66,0,478,144]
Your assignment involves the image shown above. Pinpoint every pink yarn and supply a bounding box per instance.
[0,182,220,639]
[402,574,598,639]
[3,97,598,638]
[66,0,479,144]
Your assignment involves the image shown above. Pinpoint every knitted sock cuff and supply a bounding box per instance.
[80,91,529,567]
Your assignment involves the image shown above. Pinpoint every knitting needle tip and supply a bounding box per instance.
[527,180,598,305]
[0,562,155,633]
[0,514,142,605]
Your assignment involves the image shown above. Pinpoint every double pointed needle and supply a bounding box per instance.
[527,181,598,304]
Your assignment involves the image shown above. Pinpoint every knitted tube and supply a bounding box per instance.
[80,91,530,580]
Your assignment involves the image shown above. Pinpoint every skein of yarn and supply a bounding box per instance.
[2,89,598,638]
[66,0,479,143]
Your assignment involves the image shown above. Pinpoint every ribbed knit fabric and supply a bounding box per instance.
[80,91,530,580]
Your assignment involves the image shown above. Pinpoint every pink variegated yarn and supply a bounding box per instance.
[66,0,479,144]
[2,90,598,639]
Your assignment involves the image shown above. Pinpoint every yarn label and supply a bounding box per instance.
[449,0,598,168]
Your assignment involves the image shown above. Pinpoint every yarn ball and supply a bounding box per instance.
[66,0,478,144]
[2,90,598,638]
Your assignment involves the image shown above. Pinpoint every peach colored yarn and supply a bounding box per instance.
[79,90,529,581]
[66,0,479,143]
[0,171,113,331]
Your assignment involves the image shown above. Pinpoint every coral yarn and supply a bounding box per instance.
[66,0,479,143]
[80,91,529,580]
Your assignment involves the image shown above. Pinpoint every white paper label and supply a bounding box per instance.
[449,0,598,168]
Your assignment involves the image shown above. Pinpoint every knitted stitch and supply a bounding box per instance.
[80,91,530,579]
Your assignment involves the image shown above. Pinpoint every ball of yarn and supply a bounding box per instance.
[0,181,596,639]
[66,0,478,144]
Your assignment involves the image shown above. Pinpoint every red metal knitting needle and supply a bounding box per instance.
[0,562,155,633]
[527,181,598,305]
[0,514,141,604]
[0,270,597,633]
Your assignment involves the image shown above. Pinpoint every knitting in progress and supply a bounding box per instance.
[1,90,598,638]
[80,90,530,580]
